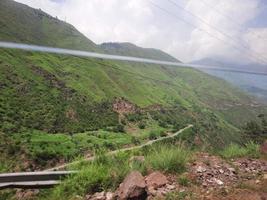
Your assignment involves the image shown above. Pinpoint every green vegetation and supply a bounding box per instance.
[145,145,191,173]
[178,175,190,187]
[219,142,260,159]
[243,114,267,142]
[100,42,179,62]
[0,0,101,52]
[45,142,192,200]
[0,0,267,173]
[51,152,131,200]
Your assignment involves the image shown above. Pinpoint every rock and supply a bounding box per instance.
[166,184,175,190]
[219,169,224,174]
[260,140,267,154]
[263,174,267,180]
[145,171,168,189]
[213,178,224,186]
[255,180,260,184]
[106,192,114,200]
[90,192,105,200]
[147,187,157,196]
[228,167,235,173]
[196,166,206,173]
[117,171,147,200]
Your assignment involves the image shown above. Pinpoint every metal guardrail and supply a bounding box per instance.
[0,171,77,189]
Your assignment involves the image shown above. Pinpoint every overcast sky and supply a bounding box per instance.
[14,0,267,65]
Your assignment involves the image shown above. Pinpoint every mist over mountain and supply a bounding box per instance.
[192,57,267,102]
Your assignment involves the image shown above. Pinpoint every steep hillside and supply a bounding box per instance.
[0,0,267,172]
[0,0,101,52]
[100,42,179,62]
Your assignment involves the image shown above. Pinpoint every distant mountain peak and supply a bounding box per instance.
[100,42,180,62]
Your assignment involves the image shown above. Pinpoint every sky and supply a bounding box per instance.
[14,0,267,66]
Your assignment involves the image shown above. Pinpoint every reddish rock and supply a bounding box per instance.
[260,141,267,154]
[145,171,168,189]
[117,171,147,200]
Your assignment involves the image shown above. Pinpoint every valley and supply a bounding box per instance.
[0,0,266,199]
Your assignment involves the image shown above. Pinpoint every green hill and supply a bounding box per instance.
[0,0,266,172]
[100,42,179,62]
[0,0,101,52]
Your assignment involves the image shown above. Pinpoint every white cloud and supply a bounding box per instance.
[14,0,266,66]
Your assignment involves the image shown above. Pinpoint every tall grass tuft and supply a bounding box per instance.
[220,141,260,159]
[50,151,132,200]
[145,145,191,173]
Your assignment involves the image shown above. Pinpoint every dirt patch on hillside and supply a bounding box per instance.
[112,97,138,114]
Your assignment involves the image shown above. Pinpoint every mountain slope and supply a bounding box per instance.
[1,0,267,172]
[100,42,180,62]
[0,0,101,52]
[192,58,267,103]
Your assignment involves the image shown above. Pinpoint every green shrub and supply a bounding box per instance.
[148,131,157,140]
[159,121,168,128]
[113,124,125,133]
[146,145,191,173]
[131,136,141,145]
[138,122,146,129]
[160,131,168,137]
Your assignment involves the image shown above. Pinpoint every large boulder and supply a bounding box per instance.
[145,171,168,189]
[117,171,147,200]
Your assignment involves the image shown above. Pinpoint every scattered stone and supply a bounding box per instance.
[90,192,105,200]
[219,169,224,174]
[196,166,207,173]
[105,192,114,200]
[255,180,260,184]
[166,184,175,190]
[213,178,224,186]
[117,171,147,200]
[228,168,235,173]
[145,171,168,189]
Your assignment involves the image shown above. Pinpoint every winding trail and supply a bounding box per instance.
[46,124,193,171]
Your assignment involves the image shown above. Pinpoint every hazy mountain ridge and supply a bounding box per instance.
[100,42,180,62]
[192,57,267,103]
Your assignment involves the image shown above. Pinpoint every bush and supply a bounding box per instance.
[148,131,157,140]
[159,121,168,128]
[131,136,141,145]
[146,145,191,173]
[113,124,125,133]
[138,122,146,129]
[160,131,167,137]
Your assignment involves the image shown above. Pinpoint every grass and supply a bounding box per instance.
[219,141,260,159]
[145,144,191,173]
[178,175,190,187]
[44,142,192,200]
[165,191,193,200]
[49,152,133,200]
[1,0,267,175]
